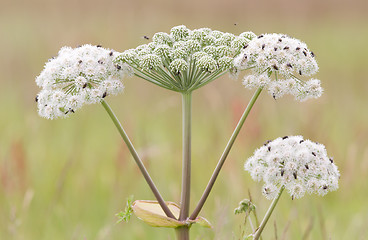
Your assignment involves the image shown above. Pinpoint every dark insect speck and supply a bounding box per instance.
[299,140,304,144]
[303,51,307,56]
[310,51,315,57]
[312,152,316,156]
[283,46,289,50]
[305,164,309,169]
[261,44,265,50]
[296,47,300,50]
[293,172,297,179]
[329,158,334,163]
[299,70,302,75]
[257,34,264,39]
[282,136,288,140]
[286,63,293,68]
[272,64,279,70]
[116,65,121,70]
[281,169,285,176]
[109,51,114,56]
[243,44,248,49]
[97,44,102,48]
[268,146,271,151]
[65,108,75,114]
[102,92,107,98]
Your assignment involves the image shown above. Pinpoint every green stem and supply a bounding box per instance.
[175,226,190,240]
[100,100,176,219]
[252,208,263,240]
[190,87,263,220]
[179,92,192,222]
[253,186,285,240]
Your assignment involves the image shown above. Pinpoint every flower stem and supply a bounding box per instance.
[190,87,263,220]
[100,99,176,219]
[253,186,285,240]
[179,92,192,222]
[175,226,190,240]
[252,208,263,240]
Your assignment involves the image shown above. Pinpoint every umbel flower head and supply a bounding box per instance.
[114,25,256,92]
[35,44,132,119]
[234,34,322,101]
[245,136,339,200]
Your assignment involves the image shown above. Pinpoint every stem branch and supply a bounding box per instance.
[101,100,176,219]
[190,87,263,220]
[179,92,192,222]
[253,186,285,240]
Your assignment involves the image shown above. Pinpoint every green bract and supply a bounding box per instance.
[114,25,256,92]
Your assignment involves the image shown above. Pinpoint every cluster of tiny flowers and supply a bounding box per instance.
[244,136,339,200]
[35,44,132,119]
[234,34,322,101]
[114,25,256,91]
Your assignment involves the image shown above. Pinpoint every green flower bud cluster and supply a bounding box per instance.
[115,25,256,92]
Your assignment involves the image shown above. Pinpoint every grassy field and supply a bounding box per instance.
[1,0,368,239]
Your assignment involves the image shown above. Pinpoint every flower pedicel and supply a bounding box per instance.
[114,25,257,92]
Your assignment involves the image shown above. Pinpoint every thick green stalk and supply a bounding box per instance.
[175,226,190,240]
[190,87,263,220]
[179,92,192,224]
[101,100,175,219]
[253,186,285,240]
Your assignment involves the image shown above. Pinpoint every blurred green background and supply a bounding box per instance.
[1,0,368,239]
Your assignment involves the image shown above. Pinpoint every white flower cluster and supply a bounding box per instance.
[245,136,339,200]
[234,34,322,101]
[35,44,132,119]
[115,25,256,91]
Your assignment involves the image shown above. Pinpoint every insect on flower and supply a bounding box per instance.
[35,44,132,119]
[244,136,340,199]
[235,33,322,101]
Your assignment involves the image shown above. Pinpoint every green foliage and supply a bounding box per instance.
[116,195,134,223]
[234,199,256,215]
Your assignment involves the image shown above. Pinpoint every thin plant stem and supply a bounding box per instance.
[179,92,192,222]
[100,99,176,219]
[253,208,263,240]
[248,190,263,240]
[253,186,285,240]
[248,215,255,233]
[190,87,263,220]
